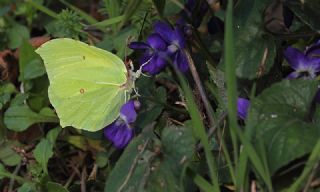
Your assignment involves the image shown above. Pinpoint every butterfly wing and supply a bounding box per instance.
[36,38,128,131]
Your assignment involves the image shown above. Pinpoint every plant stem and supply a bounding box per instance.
[184,50,216,130]
[25,0,59,19]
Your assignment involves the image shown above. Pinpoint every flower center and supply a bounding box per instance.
[168,43,179,53]
[298,70,312,79]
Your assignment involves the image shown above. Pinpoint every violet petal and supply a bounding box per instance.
[104,122,134,149]
[147,33,167,50]
[174,50,189,72]
[237,98,250,120]
[284,47,308,70]
[154,21,175,43]
[128,42,150,50]
[120,100,137,123]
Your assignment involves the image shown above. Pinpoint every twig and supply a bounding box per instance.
[141,95,188,114]
[196,111,227,151]
[9,162,22,192]
[81,165,87,192]
[184,50,216,131]
[118,139,149,192]
[156,78,178,93]
[311,178,320,188]
[138,153,158,190]
[208,111,227,137]
[251,180,257,192]
[303,162,319,192]
[88,163,98,181]
[64,171,76,188]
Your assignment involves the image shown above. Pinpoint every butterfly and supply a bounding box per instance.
[36,38,134,131]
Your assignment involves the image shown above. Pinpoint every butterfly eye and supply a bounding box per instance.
[80,88,85,94]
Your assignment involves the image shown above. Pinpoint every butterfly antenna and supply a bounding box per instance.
[135,56,153,79]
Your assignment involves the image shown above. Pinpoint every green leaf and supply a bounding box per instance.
[246,80,319,173]
[152,0,166,16]
[17,183,37,192]
[0,83,16,110]
[0,6,10,17]
[96,151,109,168]
[19,41,46,81]
[161,126,195,166]
[284,0,320,31]
[163,0,183,16]
[4,105,58,132]
[112,27,137,59]
[104,126,195,192]
[120,0,143,27]
[288,139,320,191]
[7,23,30,49]
[27,75,50,111]
[46,126,62,145]
[11,93,29,106]
[91,15,124,27]
[136,79,166,128]
[0,141,21,166]
[103,0,121,18]
[59,0,97,24]
[227,0,276,79]
[104,128,155,192]
[34,138,54,174]
[0,163,6,179]
[45,181,69,192]
[101,0,122,31]
[45,9,84,39]
[145,126,195,192]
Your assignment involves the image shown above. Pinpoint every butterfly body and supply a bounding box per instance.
[36,38,131,131]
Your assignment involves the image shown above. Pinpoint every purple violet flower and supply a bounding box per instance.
[129,34,168,75]
[154,21,189,72]
[104,100,140,149]
[284,42,320,79]
[237,98,250,120]
[284,40,320,103]
[129,21,189,75]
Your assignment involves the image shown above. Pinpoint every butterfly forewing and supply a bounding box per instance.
[36,38,129,131]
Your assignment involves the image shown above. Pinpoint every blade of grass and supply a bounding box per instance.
[90,15,124,27]
[224,0,273,190]
[118,0,143,30]
[288,139,320,191]
[175,69,220,191]
[224,0,239,174]
[235,129,273,190]
[151,0,166,18]
[256,139,272,186]
[25,0,59,19]
[193,173,216,192]
[237,149,249,191]
[218,127,236,185]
